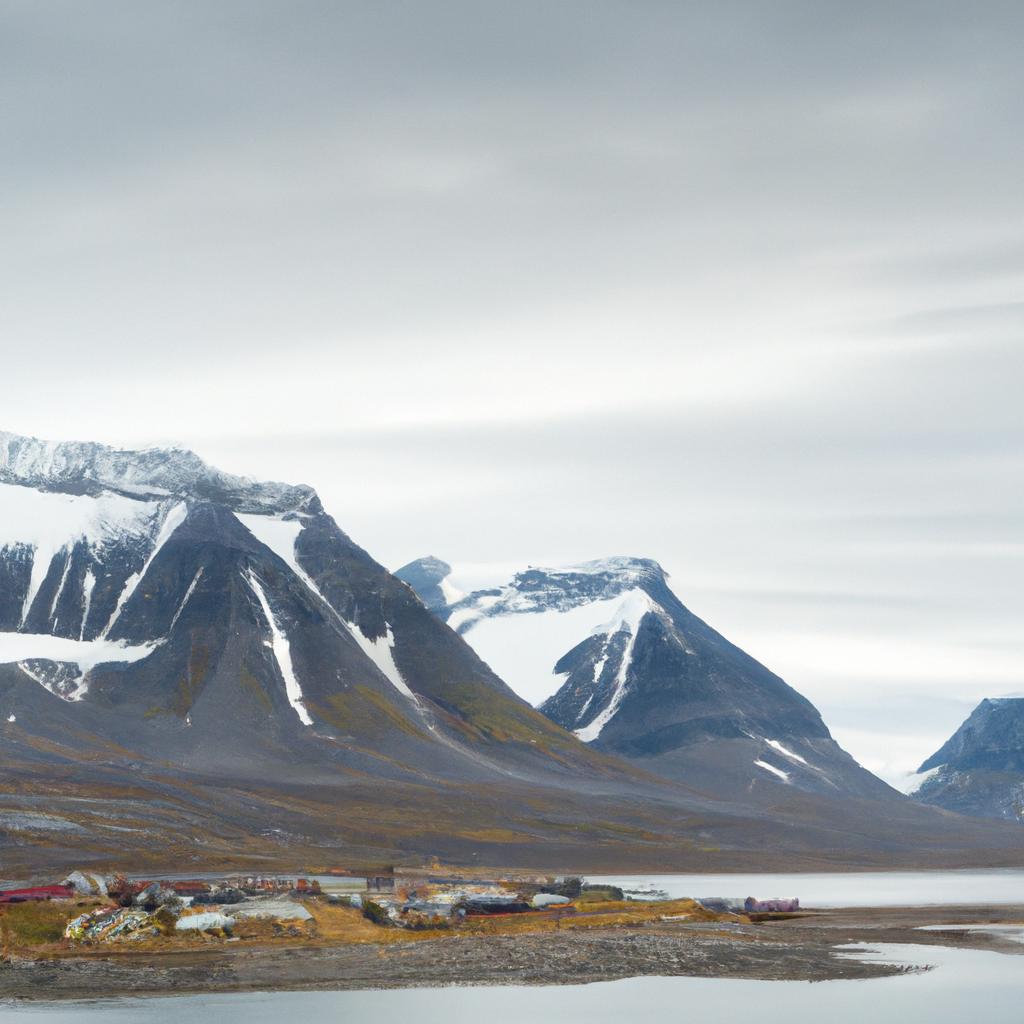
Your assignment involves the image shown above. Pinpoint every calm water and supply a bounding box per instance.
[135,868,1024,906]
[587,868,1024,907]
[1,944,1021,1023]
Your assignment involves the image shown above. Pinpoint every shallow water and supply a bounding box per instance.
[918,923,1024,944]
[587,868,1024,907]
[0,944,1021,1023]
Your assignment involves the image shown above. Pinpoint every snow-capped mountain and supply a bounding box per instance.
[0,430,311,512]
[0,430,611,789]
[397,556,893,799]
[912,699,1024,822]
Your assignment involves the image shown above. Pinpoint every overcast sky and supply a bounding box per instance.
[3,1,1022,786]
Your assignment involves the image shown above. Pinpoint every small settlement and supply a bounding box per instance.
[0,865,800,954]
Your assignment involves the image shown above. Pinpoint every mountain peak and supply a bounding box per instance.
[914,698,1024,821]
[919,698,1024,774]
[394,556,455,612]
[534,556,667,583]
[396,555,669,624]
[0,429,316,515]
[402,551,890,802]
[422,556,669,636]
[396,555,452,584]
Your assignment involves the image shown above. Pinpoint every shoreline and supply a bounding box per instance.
[9,862,1024,894]
[3,904,1022,1002]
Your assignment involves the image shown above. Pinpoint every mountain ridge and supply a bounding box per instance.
[2,429,1023,875]
[0,429,315,514]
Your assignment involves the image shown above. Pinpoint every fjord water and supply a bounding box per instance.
[1,944,1021,1023]
[588,868,1024,906]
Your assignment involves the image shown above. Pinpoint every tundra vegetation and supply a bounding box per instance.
[0,888,723,959]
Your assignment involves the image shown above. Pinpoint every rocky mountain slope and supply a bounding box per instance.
[912,699,1024,822]
[0,431,618,786]
[396,556,893,801]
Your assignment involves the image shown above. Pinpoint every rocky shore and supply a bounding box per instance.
[3,904,1022,1001]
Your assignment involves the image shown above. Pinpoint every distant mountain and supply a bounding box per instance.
[912,699,1024,822]
[396,556,893,800]
[392,555,455,615]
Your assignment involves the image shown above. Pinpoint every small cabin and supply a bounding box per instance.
[744,896,799,913]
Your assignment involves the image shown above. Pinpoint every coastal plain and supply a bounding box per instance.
[3,894,1023,1000]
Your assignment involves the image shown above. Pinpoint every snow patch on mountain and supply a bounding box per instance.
[1,429,314,515]
[168,568,204,633]
[766,739,809,766]
[0,482,161,627]
[0,633,158,670]
[442,557,666,635]
[237,514,317,590]
[546,556,665,581]
[898,764,944,795]
[456,594,626,706]
[755,759,790,782]
[48,552,73,621]
[591,589,655,638]
[1,633,158,701]
[343,622,416,701]
[573,591,654,742]
[444,563,522,595]
[399,557,669,716]
[439,576,465,607]
[239,513,418,704]
[243,569,312,726]
[101,501,188,638]
[447,595,501,633]
[79,570,95,641]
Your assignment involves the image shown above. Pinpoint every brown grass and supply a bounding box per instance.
[173,638,212,715]
[302,901,448,944]
[311,687,430,742]
[454,828,532,843]
[459,897,713,936]
[237,664,273,712]
[0,899,105,953]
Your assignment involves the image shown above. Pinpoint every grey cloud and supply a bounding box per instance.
[2,1,1022,775]
[5,2,1024,359]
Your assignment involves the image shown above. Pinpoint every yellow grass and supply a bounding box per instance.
[302,901,447,944]
[460,897,714,936]
[2,893,730,961]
